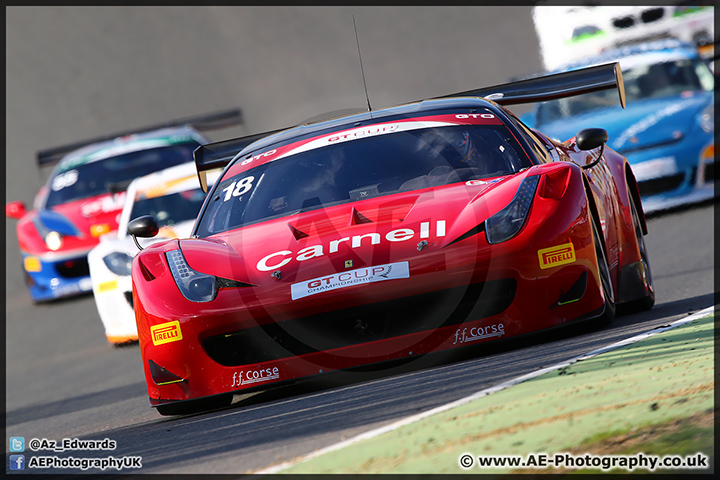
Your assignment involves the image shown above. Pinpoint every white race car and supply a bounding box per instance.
[88,162,220,345]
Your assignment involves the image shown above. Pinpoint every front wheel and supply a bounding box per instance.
[620,192,655,314]
[592,217,615,326]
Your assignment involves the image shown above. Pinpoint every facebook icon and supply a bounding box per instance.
[9,455,25,470]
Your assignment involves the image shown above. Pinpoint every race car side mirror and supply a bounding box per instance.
[576,128,608,169]
[6,201,27,219]
[127,215,159,251]
[576,128,608,151]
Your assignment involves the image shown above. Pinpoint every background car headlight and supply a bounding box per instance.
[45,231,62,251]
[166,249,217,302]
[699,104,713,133]
[102,252,133,276]
[485,175,539,244]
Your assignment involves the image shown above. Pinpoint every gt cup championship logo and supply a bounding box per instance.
[291,262,410,300]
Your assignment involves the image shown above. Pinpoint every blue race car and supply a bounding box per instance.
[6,110,242,303]
[522,39,715,214]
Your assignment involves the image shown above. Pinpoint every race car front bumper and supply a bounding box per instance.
[21,250,93,302]
[134,205,609,407]
[628,138,716,214]
[91,274,137,344]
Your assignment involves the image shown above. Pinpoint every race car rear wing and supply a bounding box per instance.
[36,108,244,168]
[194,128,289,192]
[437,62,626,109]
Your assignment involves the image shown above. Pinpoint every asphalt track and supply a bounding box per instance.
[270,310,714,474]
[4,6,716,475]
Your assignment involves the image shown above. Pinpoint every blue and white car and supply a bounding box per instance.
[522,39,715,214]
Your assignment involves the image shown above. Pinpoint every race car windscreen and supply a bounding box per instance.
[195,124,531,236]
[535,57,714,124]
[129,188,208,229]
[44,143,201,208]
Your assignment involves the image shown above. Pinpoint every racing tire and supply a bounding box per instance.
[619,192,655,314]
[592,217,615,326]
[155,394,233,416]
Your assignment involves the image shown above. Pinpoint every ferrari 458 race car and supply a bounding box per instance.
[88,162,221,346]
[6,109,242,303]
[128,63,654,415]
[522,39,716,214]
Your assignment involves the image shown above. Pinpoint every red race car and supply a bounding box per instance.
[129,63,654,415]
[6,109,242,303]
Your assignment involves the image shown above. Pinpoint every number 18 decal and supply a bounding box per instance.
[222,176,255,201]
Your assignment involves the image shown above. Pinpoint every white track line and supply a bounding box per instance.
[257,306,715,474]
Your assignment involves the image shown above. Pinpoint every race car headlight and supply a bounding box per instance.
[166,249,217,302]
[485,175,539,244]
[103,252,133,276]
[45,231,63,251]
[699,104,713,133]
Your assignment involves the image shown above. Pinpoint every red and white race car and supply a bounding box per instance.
[6,110,241,303]
[128,63,654,415]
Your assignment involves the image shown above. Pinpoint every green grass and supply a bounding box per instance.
[512,408,714,474]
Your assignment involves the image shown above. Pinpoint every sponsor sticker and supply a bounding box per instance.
[97,280,118,293]
[231,367,280,387]
[90,224,112,238]
[291,261,410,300]
[226,114,501,177]
[257,220,446,271]
[465,180,487,186]
[453,323,505,344]
[81,192,126,218]
[151,321,183,346]
[538,242,576,269]
[24,256,42,272]
[629,156,678,182]
[466,178,501,186]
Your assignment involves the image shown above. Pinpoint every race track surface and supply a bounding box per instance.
[5,6,715,474]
